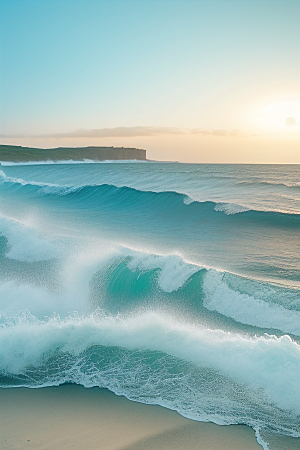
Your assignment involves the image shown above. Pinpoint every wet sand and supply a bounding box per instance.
[0,384,264,450]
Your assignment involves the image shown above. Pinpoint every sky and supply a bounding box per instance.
[0,0,299,163]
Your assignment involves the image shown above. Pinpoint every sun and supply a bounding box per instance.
[245,97,300,133]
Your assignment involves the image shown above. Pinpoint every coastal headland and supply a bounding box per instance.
[0,144,147,162]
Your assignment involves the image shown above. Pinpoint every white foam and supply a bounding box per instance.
[0,282,66,318]
[60,242,120,311]
[0,169,57,188]
[0,217,58,262]
[0,240,119,318]
[126,251,200,292]
[0,168,92,197]
[39,184,83,196]
[0,159,148,166]
[214,202,250,214]
[183,195,194,205]
[1,311,300,414]
[203,270,300,336]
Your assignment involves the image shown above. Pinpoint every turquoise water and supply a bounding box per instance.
[0,161,299,449]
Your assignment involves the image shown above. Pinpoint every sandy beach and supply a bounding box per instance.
[0,384,264,450]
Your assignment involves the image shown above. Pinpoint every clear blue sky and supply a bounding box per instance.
[0,0,299,162]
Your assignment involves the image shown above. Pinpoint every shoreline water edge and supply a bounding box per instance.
[1,384,264,450]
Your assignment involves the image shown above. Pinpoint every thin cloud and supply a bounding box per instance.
[48,126,252,138]
[1,126,255,139]
[190,128,248,137]
[0,133,31,138]
[50,126,185,138]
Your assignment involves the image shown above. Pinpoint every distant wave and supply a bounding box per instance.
[237,180,300,189]
[0,159,149,166]
[214,202,250,214]
[1,170,300,225]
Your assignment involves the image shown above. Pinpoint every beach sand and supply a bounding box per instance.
[0,384,264,450]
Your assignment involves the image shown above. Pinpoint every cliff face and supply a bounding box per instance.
[0,145,147,162]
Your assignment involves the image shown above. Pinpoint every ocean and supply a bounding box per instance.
[0,161,299,449]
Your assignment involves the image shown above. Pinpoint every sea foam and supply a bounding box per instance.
[0,216,58,262]
[1,310,300,416]
[203,270,300,336]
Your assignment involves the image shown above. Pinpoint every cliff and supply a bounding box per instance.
[0,145,147,162]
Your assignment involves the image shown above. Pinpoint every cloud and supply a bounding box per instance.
[1,126,254,139]
[285,117,297,126]
[49,126,252,138]
[49,126,185,138]
[0,133,31,138]
[190,128,248,137]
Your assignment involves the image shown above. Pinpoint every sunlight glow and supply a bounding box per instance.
[252,99,300,131]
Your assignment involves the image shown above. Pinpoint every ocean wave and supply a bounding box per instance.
[1,310,300,439]
[0,169,57,188]
[214,202,250,215]
[1,233,300,447]
[126,252,201,292]
[1,170,300,222]
[2,309,300,410]
[102,252,300,336]
[237,180,300,189]
[203,270,300,336]
[1,229,299,335]
[0,159,149,166]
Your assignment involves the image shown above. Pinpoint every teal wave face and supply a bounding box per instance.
[2,161,300,214]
